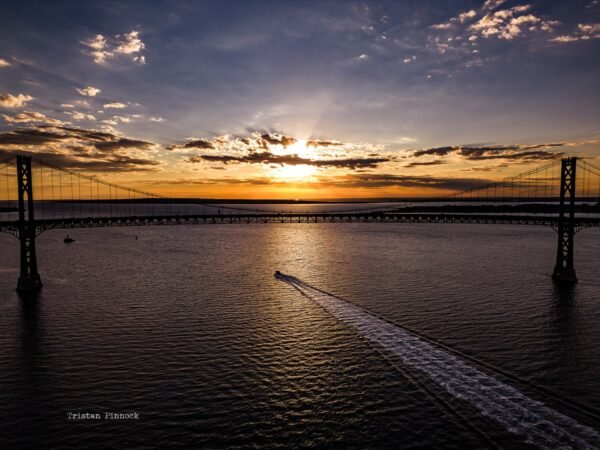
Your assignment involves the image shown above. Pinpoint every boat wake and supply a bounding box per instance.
[276,272,600,449]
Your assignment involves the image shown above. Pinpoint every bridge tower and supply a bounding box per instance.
[552,157,577,284]
[16,155,42,295]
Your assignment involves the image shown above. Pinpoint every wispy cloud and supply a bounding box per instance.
[0,93,33,108]
[103,102,127,109]
[64,111,96,121]
[0,58,10,68]
[429,1,562,52]
[317,173,495,191]
[81,31,146,65]
[551,23,600,42]
[76,86,101,96]
[2,110,65,125]
[469,5,551,40]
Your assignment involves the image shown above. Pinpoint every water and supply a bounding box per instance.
[1,220,599,448]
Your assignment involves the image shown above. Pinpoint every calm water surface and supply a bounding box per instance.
[0,221,599,449]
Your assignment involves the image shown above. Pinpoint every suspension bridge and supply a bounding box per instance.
[1,154,599,296]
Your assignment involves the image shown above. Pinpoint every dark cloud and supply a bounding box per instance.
[405,160,447,168]
[413,146,456,157]
[260,133,296,148]
[188,151,390,169]
[0,125,159,172]
[159,173,497,192]
[167,132,299,152]
[412,143,565,161]
[166,138,214,150]
[462,149,563,161]
[0,128,66,145]
[306,139,343,148]
[319,174,496,191]
[0,148,159,172]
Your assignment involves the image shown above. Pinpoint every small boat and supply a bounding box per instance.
[64,235,75,243]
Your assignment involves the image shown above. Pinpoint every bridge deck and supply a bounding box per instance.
[1,213,599,237]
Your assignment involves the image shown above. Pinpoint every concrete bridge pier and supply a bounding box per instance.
[16,155,42,297]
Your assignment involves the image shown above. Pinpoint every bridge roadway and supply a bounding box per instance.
[1,212,599,237]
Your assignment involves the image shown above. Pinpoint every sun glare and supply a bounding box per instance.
[272,164,317,180]
[286,139,315,159]
[268,139,319,181]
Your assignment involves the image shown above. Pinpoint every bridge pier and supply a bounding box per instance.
[552,157,577,284]
[16,155,42,296]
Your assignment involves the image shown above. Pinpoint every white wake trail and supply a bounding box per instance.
[279,274,600,449]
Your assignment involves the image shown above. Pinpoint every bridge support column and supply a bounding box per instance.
[552,157,577,284]
[16,155,42,296]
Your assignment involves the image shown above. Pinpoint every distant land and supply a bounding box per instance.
[49,197,600,205]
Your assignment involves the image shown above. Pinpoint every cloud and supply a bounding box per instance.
[76,86,101,96]
[259,133,296,148]
[169,132,392,169]
[0,58,10,68]
[357,53,369,61]
[147,173,496,193]
[188,151,390,169]
[411,143,565,161]
[430,2,560,48]
[103,102,127,109]
[61,103,75,108]
[551,23,600,42]
[2,110,65,125]
[404,160,447,168]
[458,10,477,23]
[114,116,130,123]
[114,31,145,55]
[64,111,96,121]
[431,7,482,30]
[316,174,497,191]
[101,115,135,125]
[306,139,343,147]
[483,0,507,11]
[0,125,159,172]
[469,5,543,40]
[168,138,214,150]
[0,93,33,108]
[431,23,454,30]
[81,31,146,65]
[149,117,165,122]
[81,35,111,64]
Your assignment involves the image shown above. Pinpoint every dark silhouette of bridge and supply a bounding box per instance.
[1,155,599,296]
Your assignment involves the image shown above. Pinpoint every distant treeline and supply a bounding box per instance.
[391,203,600,214]
[45,197,600,205]
[48,198,332,204]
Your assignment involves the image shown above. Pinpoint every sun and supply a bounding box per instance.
[269,139,318,181]
[285,139,316,159]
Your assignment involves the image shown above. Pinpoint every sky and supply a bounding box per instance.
[0,0,599,199]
